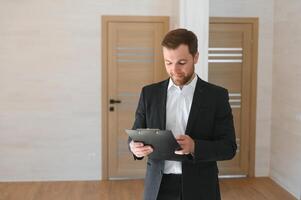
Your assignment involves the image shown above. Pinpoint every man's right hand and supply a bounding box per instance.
[129,141,153,158]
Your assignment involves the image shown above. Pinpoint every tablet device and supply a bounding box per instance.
[126,129,190,161]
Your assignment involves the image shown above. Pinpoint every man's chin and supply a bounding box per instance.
[171,78,187,86]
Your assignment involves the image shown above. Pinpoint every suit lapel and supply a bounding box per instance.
[185,77,207,135]
[157,79,169,130]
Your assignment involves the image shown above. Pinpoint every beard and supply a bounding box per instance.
[170,71,194,86]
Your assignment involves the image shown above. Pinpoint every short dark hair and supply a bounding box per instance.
[161,28,198,56]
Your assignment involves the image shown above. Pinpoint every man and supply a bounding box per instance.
[129,28,237,200]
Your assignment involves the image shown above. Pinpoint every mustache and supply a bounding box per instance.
[171,72,184,77]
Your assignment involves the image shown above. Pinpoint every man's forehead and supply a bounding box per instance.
[163,49,192,60]
[164,58,188,61]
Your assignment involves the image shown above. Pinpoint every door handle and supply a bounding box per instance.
[110,99,121,104]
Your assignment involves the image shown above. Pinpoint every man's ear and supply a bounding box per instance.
[193,52,199,64]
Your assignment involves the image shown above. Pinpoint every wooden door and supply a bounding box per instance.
[208,18,258,176]
[102,16,169,179]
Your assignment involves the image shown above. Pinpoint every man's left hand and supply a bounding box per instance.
[174,135,195,155]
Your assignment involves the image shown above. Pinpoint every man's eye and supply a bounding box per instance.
[179,62,186,65]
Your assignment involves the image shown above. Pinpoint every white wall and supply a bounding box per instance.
[0,0,178,181]
[210,0,274,177]
[179,0,209,80]
[271,0,301,198]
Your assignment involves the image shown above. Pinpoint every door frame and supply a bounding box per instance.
[209,17,258,177]
[101,16,169,180]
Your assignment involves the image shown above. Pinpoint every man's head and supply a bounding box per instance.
[161,28,199,86]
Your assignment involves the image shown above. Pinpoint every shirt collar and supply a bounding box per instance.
[167,73,198,91]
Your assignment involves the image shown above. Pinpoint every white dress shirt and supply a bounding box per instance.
[163,74,197,174]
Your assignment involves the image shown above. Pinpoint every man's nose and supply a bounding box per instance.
[172,64,182,71]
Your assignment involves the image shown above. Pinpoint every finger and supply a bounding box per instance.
[136,147,153,157]
[177,140,187,145]
[135,146,153,154]
[139,146,153,153]
[134,142,144,147]
[175,150,190,155]
[175,150,184,155]
[144,148,153,155]
[131,142,144,148]
[175,135,186,140]
[130,142,142,152]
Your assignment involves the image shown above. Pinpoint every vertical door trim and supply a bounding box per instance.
[101,16,169,180]
[209,17,258,177]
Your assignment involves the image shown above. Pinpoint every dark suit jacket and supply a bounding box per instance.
[130,77,237,200]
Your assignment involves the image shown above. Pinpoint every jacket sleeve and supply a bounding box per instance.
[127,88,147,160]
[193,89,237,161]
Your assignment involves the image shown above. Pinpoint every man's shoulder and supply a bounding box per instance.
[140,78,229,95]
[141,79,169,93]
[203,80,227,93]
[198,79,229,98]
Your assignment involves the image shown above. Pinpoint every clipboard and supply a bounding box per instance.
[126,129,190,161]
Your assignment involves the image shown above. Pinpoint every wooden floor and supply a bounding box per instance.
[0,178,296,200]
